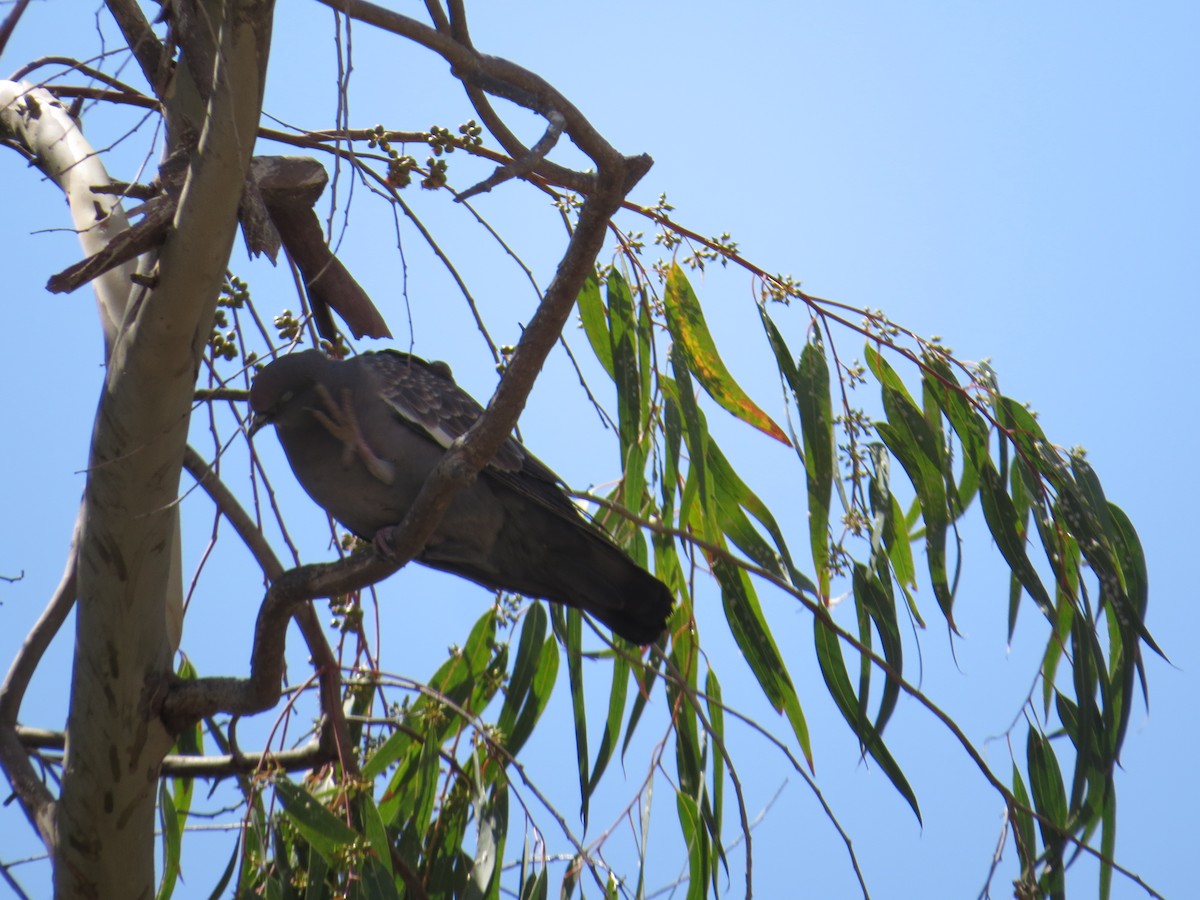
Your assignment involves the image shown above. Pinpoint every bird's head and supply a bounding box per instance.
[248,349,333,436]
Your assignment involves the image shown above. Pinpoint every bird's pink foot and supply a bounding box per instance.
[311,384,397,485]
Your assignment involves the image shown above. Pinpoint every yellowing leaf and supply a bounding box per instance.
[664,264,791,446]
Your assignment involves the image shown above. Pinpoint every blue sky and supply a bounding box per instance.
[1,2,1195,897]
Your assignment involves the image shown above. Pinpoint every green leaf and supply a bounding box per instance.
[1100,785,1116,900]
[668,620,704,807]
[813,610,921,823]
[867,345,955,629]
[608,268,641,456]
[156,781,181,900]
[587,651,630,797]
[796,331,835,597]
[411,726,442,832]
[553,605,590,828]
[273,778,359,864]
[521,863,548,900]
[701,668,729,889]
[508,633,559,758]
[676,792,709,900]
[664,263,791,445]
[706,437,816,595]
[853,564,903,733]
[498,603,545,734]
[921,355,988,501]
[1010,764,1039,876]
[665,354,711,516]
[979,460,1054,623]
[755,302,802,421]
[575,272,614,378]
[1040,545,1079,715]
[466,777,508,900]
[637,295,654,435]
[353,858,402,900]
[1026,730,1068,842]
[713,559,812,767]
[359,792,393,877]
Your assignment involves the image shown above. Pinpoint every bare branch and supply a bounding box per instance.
[183,445,282,580]
[0,0,33,61]
[456,109,563,202]
[16,727,336,778]
[102,0,165,91]
[0,510,80,854]
[181,445,359,773]
[314,0,651,190]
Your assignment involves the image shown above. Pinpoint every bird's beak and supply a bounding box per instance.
[247,412,270,438]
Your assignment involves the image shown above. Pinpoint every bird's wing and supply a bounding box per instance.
[363,351,583,513]
[363,351,525,470]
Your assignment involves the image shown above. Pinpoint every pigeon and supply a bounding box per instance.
[248,349,673,644]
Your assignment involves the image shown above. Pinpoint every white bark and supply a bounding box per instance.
[0,82,132,356]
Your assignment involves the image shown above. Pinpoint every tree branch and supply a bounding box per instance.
[313,0,651,191]
[0,514,77,853]
[181,445,359,774]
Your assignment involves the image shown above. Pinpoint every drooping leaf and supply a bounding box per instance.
[664,263,791,445]
[1100,785,1117,900]
[796,330,835,597]
[552,605,590,827]
[853,563,903,734]
[1026,730,1068,843]
[273,778,358,864]
[575,272,614,379]
[675,791,709,900]
[465,775,508,900]
[586,650,630,797]
[156,782,181,900]
[813,611,921,823]
[359,792,393,878]
[608,268,641,457]
[979,460,1054,622]
[868,345,955,629]
[704,667,726,883]
[706,437,816,595]
[713,558,813,767]
[1010,764,1039,879]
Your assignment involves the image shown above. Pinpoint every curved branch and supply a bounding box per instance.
[0,513,78,854]
[313,0,652,191]
[181,445,358,774]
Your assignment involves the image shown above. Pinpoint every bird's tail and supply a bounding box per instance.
[560,536,674,644]
[422,521,674,645]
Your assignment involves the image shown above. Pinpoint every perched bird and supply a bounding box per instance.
[249,349,673,644]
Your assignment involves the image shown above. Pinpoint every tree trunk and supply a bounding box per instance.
[51,2,275,895]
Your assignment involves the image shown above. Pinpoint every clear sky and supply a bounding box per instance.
[1,2,1195,898]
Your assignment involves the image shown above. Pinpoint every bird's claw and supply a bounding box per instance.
[311,383,397,485]
[372,525,402,562]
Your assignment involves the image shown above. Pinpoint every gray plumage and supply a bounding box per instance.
[249,349,673,644]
